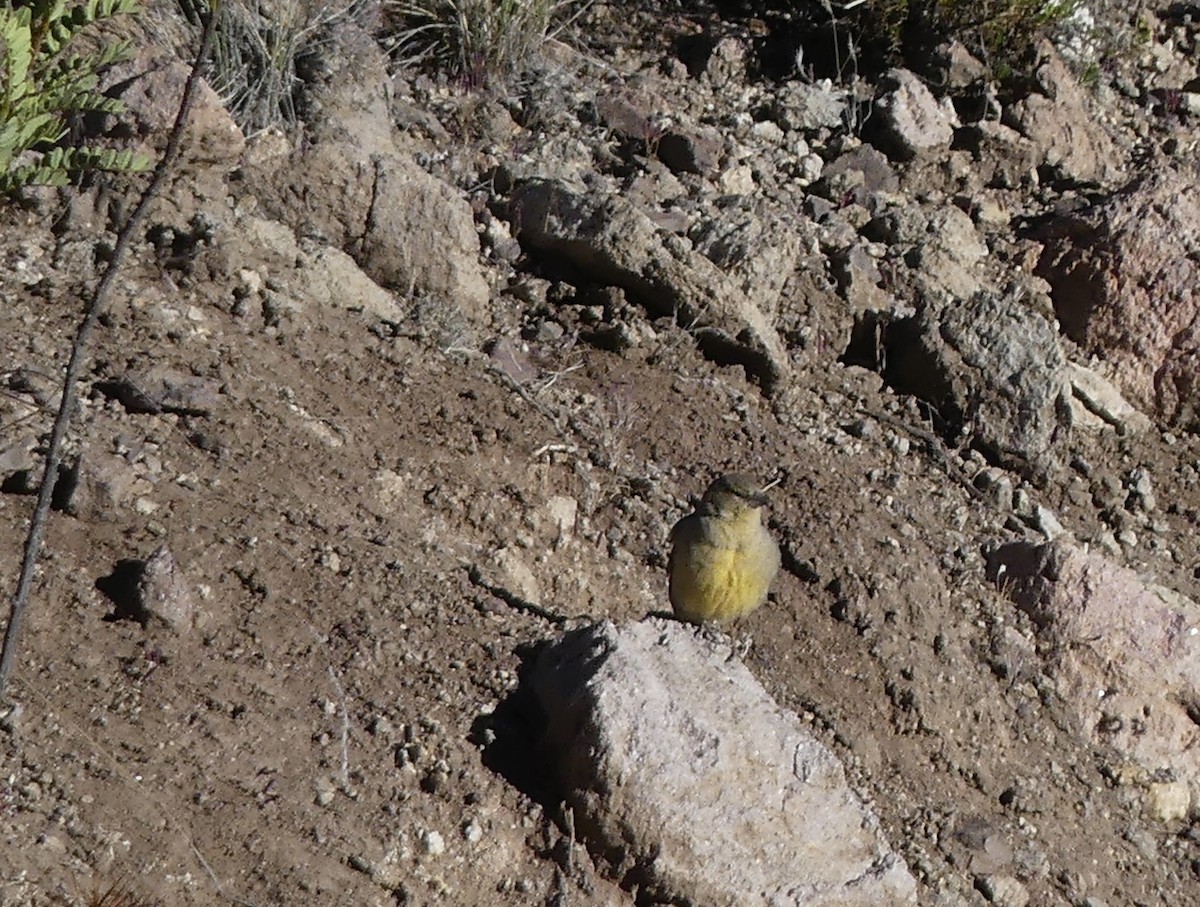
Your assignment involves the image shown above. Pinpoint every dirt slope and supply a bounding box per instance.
[1,2,1199,905]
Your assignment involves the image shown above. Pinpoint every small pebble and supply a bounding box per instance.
[423,829,445,855]
[976,873,1030,907]
[314,777,336,807]
[1035,505,1065,540]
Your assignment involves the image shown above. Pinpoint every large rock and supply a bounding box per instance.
[957,121,1039,189]
[867,68,958,162]
[986,540,1200,816]
[1037,166,1200,429]
[814,145,898,206]
[103,47,246,167]
[511,180,791,389]
[1006,43,1124,185]
[206,212,404,324]
[247,25,490,322]
[864,203,987,300]
[531,619,918,907]
[254,145,490,321]
[882,288,1070,478]
[360,158,490,314]
[691,205,844,367]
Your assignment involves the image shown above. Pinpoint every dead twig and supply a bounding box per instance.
[0,3,223,696]
[326,664,353,793]
[466,563,568,626]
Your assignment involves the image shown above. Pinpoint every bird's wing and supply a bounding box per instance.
[668,513,703,565]
[668,513,691,546]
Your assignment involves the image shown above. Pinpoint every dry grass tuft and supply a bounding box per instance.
[385,0,588,87]
[207,0,370,131]
[75,874,159,907]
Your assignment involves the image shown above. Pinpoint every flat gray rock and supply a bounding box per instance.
[883,287,1070,479]
[511,180,791,391]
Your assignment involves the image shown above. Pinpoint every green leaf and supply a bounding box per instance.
[1,0,145,194]
[1,8,34,95]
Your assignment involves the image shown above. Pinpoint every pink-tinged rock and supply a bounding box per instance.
[1007,43,1124,185]
[987,540,1200,814]
[1037,167,1200,429]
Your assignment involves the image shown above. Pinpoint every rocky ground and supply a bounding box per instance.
[1,0,1199,904]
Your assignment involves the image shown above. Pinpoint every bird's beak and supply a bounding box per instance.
[753,477,780,507]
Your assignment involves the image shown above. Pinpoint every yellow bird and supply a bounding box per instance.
[668,473,781,625]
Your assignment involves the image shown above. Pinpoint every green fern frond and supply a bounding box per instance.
[0,144,149,190]
[44,0,139,55]
[0,0,145,193]
[0,114,66,171]
[1,10,34,94]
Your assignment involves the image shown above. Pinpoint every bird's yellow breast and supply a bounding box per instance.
[669,510,778,624]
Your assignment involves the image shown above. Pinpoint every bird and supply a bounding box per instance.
[667,473,781,625]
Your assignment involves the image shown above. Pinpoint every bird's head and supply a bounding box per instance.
[699,472,770,517]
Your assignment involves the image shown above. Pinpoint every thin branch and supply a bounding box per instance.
[0,2,223,697]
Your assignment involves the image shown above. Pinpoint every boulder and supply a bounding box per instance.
[532,619,919,906]
[1037,166,1200,429]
